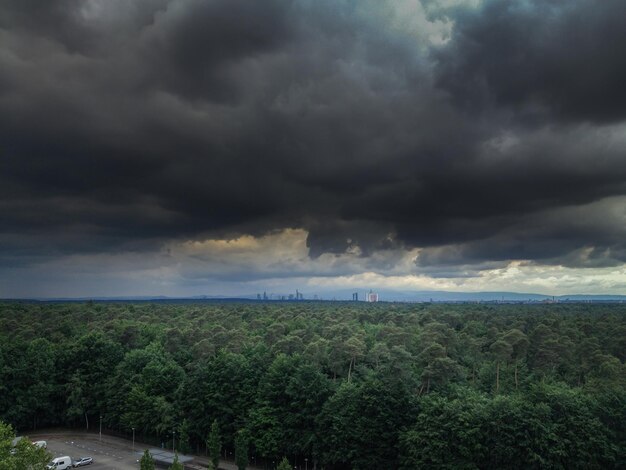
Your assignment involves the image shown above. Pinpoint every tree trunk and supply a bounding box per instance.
[495,361,500,393]
[347,357,353,382]
[85,412,89,430]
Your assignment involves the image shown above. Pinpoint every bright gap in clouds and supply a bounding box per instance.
[1,228,625,298]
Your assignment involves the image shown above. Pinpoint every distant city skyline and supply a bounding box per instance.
[1,0,625,297]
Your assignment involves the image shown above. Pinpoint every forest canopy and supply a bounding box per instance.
[0,301,624,469]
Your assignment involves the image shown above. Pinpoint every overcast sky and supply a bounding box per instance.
[1,0,626,298]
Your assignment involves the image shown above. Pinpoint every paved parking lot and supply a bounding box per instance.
[28,432,143,470]
[25,430,260,470]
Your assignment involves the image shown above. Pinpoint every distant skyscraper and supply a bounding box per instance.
[366,290,378,302]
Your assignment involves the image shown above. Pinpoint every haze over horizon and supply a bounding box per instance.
[1,0,626,298]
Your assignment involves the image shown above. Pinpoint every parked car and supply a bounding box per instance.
[10,436,23,454]
[47,456,72,470]
[73,457,93,467]
[33,440,47,449]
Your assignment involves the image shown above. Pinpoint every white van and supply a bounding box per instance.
[47,456,73,469]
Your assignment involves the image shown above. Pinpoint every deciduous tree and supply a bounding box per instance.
[207,419,221,470]
[0,421,51,470]
[235,429,248,470]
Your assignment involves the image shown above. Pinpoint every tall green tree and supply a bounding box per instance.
[111,342,183,436]
[235,429,248,470]
[248,354,333,459]
[318,373,416,469]
[207,419,221,470]
[21,339,57,430]
[502,329,529,389]
[457,332,484,385]
[420,357,462,393]
[180,351,257,446]
[177,419,191,454]
[489,340,512,393]
[344,336,366,382]
[525,383,617,468]
[400,383,618,469]
[399,388,488,469]
[63,332,124,428]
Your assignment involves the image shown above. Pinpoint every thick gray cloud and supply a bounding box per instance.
[416,196,626,269]
[434,0,626,124]
[0,0,625,287]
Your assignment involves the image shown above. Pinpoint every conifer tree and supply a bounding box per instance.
[140,449,155,470]
[276,457,291,470]
[169,452,183,470]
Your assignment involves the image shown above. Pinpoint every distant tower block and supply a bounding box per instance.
[352,292,359,301]
[366,290,379,302]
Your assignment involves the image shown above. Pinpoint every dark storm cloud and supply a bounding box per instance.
[434,0,626,124]
[139,0,293,102]
[1,0,626,276]
[416,196,626,269]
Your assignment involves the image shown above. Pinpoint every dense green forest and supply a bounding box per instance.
[0,301,625,469]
